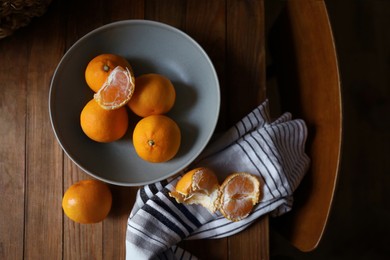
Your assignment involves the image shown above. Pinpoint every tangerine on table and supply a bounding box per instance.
[219,172,261,222]
[132,115,181,163]
[85,53,133,93]
[169,167,220,213]
[62,179,112,224]
[94,66,135,110]
[80,99,128,143]
[128,73,176,117]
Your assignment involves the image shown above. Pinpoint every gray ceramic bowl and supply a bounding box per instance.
[49,20,220,186]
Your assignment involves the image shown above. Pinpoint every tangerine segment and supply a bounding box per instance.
[80,99,128,143]
[62,179,112,224]
[128,73,176,117]
[219,173,261,222]
[169,167,220,213]
[85,53,132,92]
[132,115,181,163]
[94,66,135,110]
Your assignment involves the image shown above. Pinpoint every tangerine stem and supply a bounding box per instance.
[103,64,110,72]
[148,140,155,147]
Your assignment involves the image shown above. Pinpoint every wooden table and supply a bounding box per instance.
[0,0,268,259]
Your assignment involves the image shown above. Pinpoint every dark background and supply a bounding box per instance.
[269,0,390,259]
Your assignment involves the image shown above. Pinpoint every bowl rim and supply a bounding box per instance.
[49,19,220,186]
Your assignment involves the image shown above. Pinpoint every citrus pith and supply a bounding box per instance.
[169,167,220,213]
[219,172,261,222]
[93,66,135,110]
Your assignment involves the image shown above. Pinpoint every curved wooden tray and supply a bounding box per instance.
[268,0,342,252]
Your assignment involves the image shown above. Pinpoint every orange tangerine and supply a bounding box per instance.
[94,66,135,110]
[132,115,181,163]
[169,167,220,213]
[128,73,176,117]
[85,53,133,92]
[219,172,261,222]
[170,170,261,221]
[62,179,112,224]
[80,99,128,143]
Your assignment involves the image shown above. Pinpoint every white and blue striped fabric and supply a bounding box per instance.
[126,100,310,260]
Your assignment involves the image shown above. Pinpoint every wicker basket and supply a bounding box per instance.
[0,0,52,39]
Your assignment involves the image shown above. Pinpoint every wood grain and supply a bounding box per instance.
[226,0,266,124]
[226,1,268,259]
[186,0,228,132]
[145,0,186,28]
[229,216,269,260]
[0,1,268,259]
[23,2,65,258]
[268,0,341,252]
[0,28,29,260]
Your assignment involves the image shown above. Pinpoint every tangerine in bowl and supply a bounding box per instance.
[49,20,220,186]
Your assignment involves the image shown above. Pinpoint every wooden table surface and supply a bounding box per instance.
[0,0,268,259]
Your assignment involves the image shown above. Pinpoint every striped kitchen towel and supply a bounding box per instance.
[126,99,310,260]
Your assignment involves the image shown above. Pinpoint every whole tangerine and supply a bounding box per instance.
[128,73,176,117]
[85,53,133,93]
[80,99,128,143]
[62,179,112,224]
[132,115,181,163]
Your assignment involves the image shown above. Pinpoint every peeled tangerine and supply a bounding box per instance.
[169,167,220,213]
[170,168,261,222]
[219,172,261,222]
[93,66,135,110]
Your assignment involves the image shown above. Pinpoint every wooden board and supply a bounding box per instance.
[0,0,267,259]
